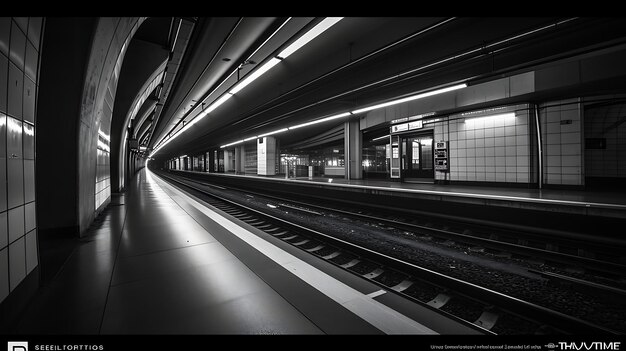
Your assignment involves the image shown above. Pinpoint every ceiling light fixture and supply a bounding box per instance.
[288,112,351,130]
[372,134,390,141]
[277,17,343,59]
[464,112,515,123]
[230,58,281,94]
[351,83,467,115]
[258,128,289,138]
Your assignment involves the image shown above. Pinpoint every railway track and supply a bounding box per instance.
[157,171,620,335]
[168,171,626,282]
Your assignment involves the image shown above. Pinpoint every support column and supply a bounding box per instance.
[257,137,276,176]
[344,119,363,180]
[234,145,244,174]
[223,150,232,172]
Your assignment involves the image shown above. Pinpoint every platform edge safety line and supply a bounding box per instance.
[150,171,437,335]
[208,171,626,210]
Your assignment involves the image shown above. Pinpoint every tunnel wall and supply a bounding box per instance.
[77,17,144,236]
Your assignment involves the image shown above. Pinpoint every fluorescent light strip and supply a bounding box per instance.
[258,128,288,138]
[151,93,235,156]
[230,58,281,94]
[243,136,258,142]
[372,134,390,141]
[220,140,245,148]
[278,17,343,59]
[288,112,351,130]
[352,83,467,115]
[464,112,515,123]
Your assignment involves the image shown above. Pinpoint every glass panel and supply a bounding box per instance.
[412,140,420,170]
[421,138,433,170]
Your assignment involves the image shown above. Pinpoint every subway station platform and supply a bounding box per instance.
[8,169,480,335]
[185,170,626,220]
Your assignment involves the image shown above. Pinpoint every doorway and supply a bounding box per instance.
[401,133,434,182]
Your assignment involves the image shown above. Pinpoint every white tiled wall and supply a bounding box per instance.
[434,104,531,183]
[541,99,583,185]
[584,99,626,178]
[0,17,41,304]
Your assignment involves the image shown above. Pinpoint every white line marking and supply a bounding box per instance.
[366,289,387,298]
[151,171,437,335]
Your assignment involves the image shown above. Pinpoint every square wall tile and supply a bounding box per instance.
[0,248,8,303]
[7,158,24,208]
[516,156,529,166]
[546,133,561,145]
[561,144,581,156]
[561,174,581,185]
[24,160,34,202]
[546,110,561,122]
[506,172,517,182]
[505,136,516,146]
[9,21,26,70]
[0,55,7,113]
[546,144,561,156]
[25,201,35,232]
[517,173,529,183]
[516,145,529,156]
[0,159,6,212]
[0,212,6,249]
[8,62,23,119]
[504,126,516,136]
[25,229,37,274]
[24,38,37,82]
[0,18,10,56]
[516,125,529,135]
[486,173,496,181]
[23,76,35,123]
[8,205,24,243]
[494,127,505,137]
[505,146,516,156]
[546,122,560,134]
[27,17,42,49]
[516,135,529,146]
[9,236,25,291]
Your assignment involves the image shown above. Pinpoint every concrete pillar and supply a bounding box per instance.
[344,119,363,180]
[257,137,277,176]
[224,150,233,172]
[235,146,244,174]
[208,150,215,172]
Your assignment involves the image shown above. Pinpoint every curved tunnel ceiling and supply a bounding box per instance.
[143,17,626,161]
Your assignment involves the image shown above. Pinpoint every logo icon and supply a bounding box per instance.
[7,342,28,351]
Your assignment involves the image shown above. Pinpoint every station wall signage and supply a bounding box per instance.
[390,120,423,133]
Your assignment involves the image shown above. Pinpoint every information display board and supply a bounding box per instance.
[434,140,448,172]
